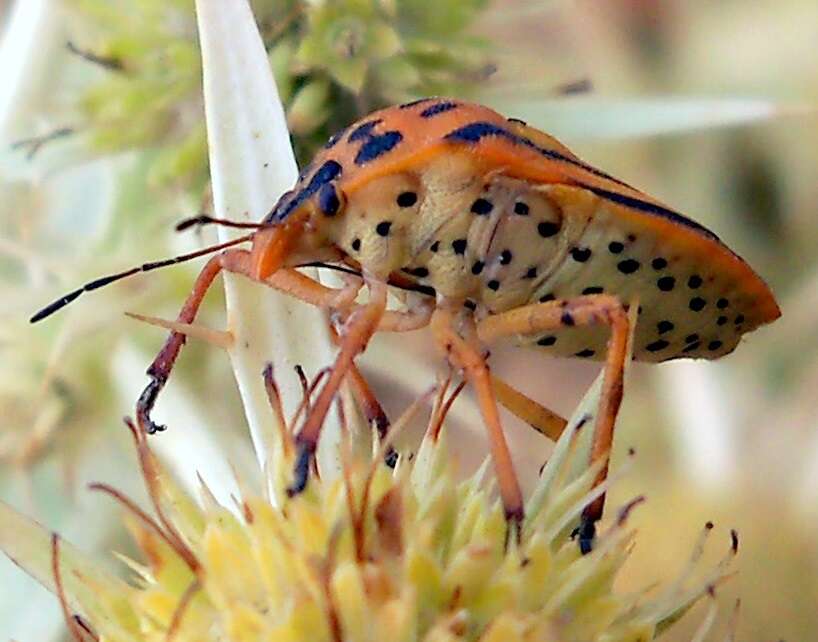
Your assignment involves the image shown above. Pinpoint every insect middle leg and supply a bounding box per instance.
[288,278,388,495]
[430,306,525,535]
[476,295,629,554]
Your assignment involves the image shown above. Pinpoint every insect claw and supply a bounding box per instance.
[286,441,313,497]
[136,378,167,435]
[571,516,597,555]
[383,445,399,469]
[503,507,524,551]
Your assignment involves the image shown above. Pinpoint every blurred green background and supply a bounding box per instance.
[1,0,816,639]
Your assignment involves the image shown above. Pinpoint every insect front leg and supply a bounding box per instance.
[476,295,629,554]
[136,252,237,434]
[136,250,363,435]
[430,306,525,540]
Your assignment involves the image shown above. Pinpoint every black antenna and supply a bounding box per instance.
[175,214,268,232]
[30,233,254,324]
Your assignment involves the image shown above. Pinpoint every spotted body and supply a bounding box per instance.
[31,97,781,545]
[268,98,779,362]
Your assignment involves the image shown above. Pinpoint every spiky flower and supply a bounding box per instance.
[0,371,736,642]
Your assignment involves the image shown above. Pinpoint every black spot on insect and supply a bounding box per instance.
[617,259,640,274]
[576,349,595,358]
[351,238,361,251]
[608,241,624,254]
[582,286,604,295]
[420,101,458,118]
[487,280,500,291]
[657,320,674,334]
[538,221,560,238]
[708,340,723,351]
[524,266,538,279]
[376,221,392,236]
[396,191,418,207]
[508,117,527,126]
[514,201,529,216]
[471,198,493,215]
[717,298,729,309]
[471,261,484,275]
[734,314,745,325]
[500,250,513,265]
[464,299,477,311]
[688,275,703,289]
[539,293,555,302]
[717,315,728,326]
[652,257,668,270]
[561,312,575,326]
[348,119,382,142]
[324,127,346,149]
[537,335,557,346]
[403,266,429,278]
[429,241,440,253]
[399,97,435,109]
[657,276,675,292]
[570,247,591,262]
[646,340,669,352]
[451,239,467,255]
[685,334,699,344]
[355,131,404,165]
[683,341,700,353]
[267,160,342,222]
[317,182,340,216]
[689,297,706,312]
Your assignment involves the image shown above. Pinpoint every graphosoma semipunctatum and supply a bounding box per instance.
[32,98,780,552]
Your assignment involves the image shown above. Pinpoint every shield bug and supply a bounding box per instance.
[32,98,780,552]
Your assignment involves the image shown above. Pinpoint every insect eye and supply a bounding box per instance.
[317,183,343,216]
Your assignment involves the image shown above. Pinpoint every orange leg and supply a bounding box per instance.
[136,249,356,434]
[477,294,629,553]
[287,279,388,496]
[327,323,390,439]
[430,307,525,532]
[332,296,433,468]
[491,375,568,441]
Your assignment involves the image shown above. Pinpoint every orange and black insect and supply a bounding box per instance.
[32,98,780,552]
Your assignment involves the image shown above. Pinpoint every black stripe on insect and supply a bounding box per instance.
[443,121,635,189]
[266,160,343,222]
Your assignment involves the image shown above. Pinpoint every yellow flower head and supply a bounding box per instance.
[1,373,736,642]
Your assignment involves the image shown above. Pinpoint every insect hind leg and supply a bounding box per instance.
[476,295,629,554]
[491,374,568,441]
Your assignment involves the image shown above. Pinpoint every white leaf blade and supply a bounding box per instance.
[195,0,339,473]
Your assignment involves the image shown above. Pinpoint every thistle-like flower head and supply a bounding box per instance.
[0,375,737,641]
